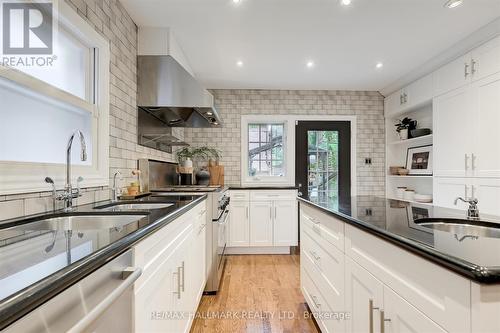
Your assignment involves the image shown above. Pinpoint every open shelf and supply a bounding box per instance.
[388,134,433,146]
[387,197,434,207]
[388,175,433,179]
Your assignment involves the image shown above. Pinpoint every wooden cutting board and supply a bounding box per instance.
[209,165,224,186]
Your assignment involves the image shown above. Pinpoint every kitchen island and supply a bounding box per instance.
[298,195,500,333]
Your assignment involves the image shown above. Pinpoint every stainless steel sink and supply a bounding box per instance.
[13,214,146,231]
[415,218,500,238]
[96,203,173,211]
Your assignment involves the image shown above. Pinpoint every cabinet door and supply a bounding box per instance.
[405,73,433,109]
[471,72,500,178]
[471,35,500,82]
[384,91,402,117]
[474,178,500,216]
[434,54,471,97]
[345,257,384,333]
[228,201,249,247]
[433,177,471,210]
[433,86,474,177]
[273,200,297,246]
[249,201,273,246]
[382,286,446,333]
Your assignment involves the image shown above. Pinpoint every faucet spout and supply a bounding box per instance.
[64,130,87,211]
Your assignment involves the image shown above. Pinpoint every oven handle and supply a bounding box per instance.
[214,208,229,223]
[67,267,142,333]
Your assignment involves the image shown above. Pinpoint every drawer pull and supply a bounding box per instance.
[369,299,379,333]
[310,251,321,261]
[311,295,321,309]
[380,310,391,333]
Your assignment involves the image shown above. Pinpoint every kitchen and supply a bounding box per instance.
[0,0,500,332]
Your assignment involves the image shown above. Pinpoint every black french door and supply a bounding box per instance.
[295,121,351,210]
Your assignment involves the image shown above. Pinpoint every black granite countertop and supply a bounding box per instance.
[0,194,206,330]
[229,186,298,190]
[298,195,500,284]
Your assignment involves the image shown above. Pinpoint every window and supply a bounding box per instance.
[0,1,110,195]
[248,124,284,177]
[241,116,295,186]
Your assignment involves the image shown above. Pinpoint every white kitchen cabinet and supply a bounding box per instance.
[382,286,446,333]
[433,177,471,209]
[470,35,500,83]
[471,72,500,178]
[473,178,500,216]
[228,201,250,247]
[273,200,298,246]
[433,86,474,177]
[384,92,401,117]
[249,201,274,246]
[434,54,471,97]
[384,74,433,117]
[345,257,384,333]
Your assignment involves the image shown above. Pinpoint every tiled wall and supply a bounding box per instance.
[184,90,385,196]
[0,0,182,220]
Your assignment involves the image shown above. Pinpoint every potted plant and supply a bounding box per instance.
[176,147,195,168]
[394,117,417,140]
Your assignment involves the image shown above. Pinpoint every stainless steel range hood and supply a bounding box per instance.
[137,55,222,127]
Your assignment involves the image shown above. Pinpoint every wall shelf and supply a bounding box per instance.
[388,175,433,179]
[388,134,433,146]
[387,197,434,207]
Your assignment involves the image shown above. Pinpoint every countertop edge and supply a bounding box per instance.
[0,195,207,330]
[297,197,500,284]
[229,186,298,190]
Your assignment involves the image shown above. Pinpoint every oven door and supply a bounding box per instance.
[214,207,229,284]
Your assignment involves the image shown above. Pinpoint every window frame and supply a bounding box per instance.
[0,1,110,195]
[241,115,295,186]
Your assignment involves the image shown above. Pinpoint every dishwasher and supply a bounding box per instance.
[4,249,141,333]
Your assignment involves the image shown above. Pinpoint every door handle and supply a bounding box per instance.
[369,299,379,333]
[274,206,277,220]
[471,153,476,171]
[465,154,469,171]
[180,261,185,292]
[173,266,182,299]
[380,310,391,333]
[464,62,470,78]
[246,206,249,219]
[471,59,477,75]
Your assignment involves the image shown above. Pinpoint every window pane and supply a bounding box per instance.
[248,123,285,177]
[11,28,90,100]
[0,77,92,165]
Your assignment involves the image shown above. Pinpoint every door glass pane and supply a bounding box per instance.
[307,131,338,209]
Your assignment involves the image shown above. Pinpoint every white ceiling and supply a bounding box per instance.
[120,0,500,91]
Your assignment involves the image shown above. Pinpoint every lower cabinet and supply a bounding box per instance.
[134,202,207,333]
[249,201,274,246]
[228,200,249,247]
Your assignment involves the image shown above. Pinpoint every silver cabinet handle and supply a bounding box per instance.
[465,62,470,78]
[274,206,277,220]
[310,251,321,261]
[311,295,321,309]
[403,93,408,104]
[173,266,182,299]
[180,261,185,292]
[465,154,469,171]
[270,206,272,219]
[400,94,404,105]
[246,206,249,219]
[471,153,476,171]
[369,299,379,333]
[471,59,477,75]
[68,267,142,333]
[380,310,391,333]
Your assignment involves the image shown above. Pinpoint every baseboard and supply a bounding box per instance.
[225,246,291,255]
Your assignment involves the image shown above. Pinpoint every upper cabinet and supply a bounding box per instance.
[434,36,500,97]
[385,73,433,117]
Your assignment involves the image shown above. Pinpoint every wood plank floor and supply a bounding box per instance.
[190,254,319,333]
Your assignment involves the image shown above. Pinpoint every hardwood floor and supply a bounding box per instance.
[190,254,319,333]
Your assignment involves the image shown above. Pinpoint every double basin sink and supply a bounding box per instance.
[7,202,173,232]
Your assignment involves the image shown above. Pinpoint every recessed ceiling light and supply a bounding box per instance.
[306,61,315,68]
[376,62,384,69]
[236,60,244,67]
[341,0,352,6]
[232,0,241,4]
[444,0,463,8]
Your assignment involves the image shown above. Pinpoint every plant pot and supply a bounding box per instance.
[195,169,211,186]
[398,128,409,140]
[181,158,193,168]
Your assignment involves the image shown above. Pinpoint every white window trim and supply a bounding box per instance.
[241,115,357,197]
[0,1,110,195]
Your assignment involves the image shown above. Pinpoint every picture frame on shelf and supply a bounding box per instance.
[406,144,433,175]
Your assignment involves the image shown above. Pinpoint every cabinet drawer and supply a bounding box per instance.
[300,203,344,252]
[249,190,296,201]
[301,267,335,333]
[301,231,345,321]
[345,224,470,332]
[230,190,250,201]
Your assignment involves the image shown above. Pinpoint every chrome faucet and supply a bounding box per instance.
[454,197,480,220]
[112,171,122,201]
[58,130,87,211]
